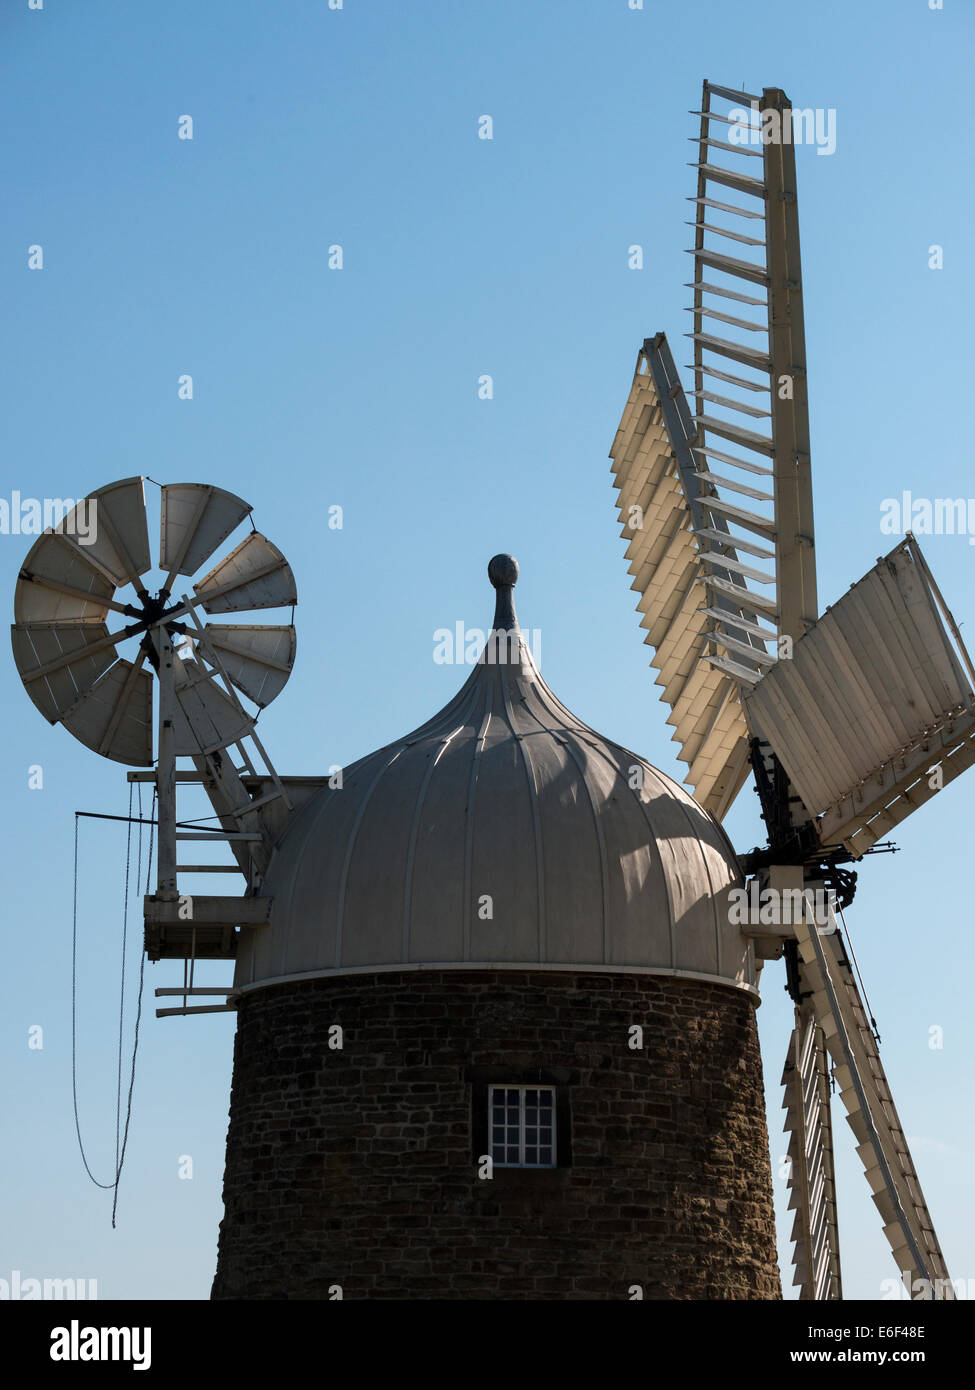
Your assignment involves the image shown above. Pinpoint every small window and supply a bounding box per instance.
[488,1084,557,1168]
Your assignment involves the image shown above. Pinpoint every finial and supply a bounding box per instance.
[488,554,518,589]
[488,554,519,631]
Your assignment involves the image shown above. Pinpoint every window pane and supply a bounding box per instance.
[487,1085,558,1169]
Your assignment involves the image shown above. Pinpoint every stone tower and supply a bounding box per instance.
[211,557,780,1300]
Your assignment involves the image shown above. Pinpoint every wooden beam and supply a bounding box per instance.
[762,87,818,644]
[143,894,271,926]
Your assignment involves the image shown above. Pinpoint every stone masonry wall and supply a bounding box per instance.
[211,971,781,1300]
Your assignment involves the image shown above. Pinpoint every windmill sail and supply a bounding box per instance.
[781,1005,842,1299]
[611,334,772,817]
[744,536,975,855]
[611,81,819,818]
[202,623,297,707]
[792,909,954,1298]
[193,532,297,614]
[160,482,253,579]
[688,81,817,645]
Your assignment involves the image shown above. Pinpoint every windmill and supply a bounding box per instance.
[11,476,299,990]
[608,79,974,1300]
[10,85,970,1306]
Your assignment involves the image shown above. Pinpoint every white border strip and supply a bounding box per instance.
[230,960,761,1005]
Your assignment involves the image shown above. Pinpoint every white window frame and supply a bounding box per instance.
[488,1084,557,1168]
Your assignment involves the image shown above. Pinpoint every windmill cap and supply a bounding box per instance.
[233,556,754,1000]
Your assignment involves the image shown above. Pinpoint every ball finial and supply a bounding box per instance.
[488,554,519,589]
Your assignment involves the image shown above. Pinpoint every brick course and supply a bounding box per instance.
[211,971,781,1300]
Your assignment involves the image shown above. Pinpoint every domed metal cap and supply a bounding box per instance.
[233,550,754,1001]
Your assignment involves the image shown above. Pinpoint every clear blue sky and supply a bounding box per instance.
[2,0,972,1301]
